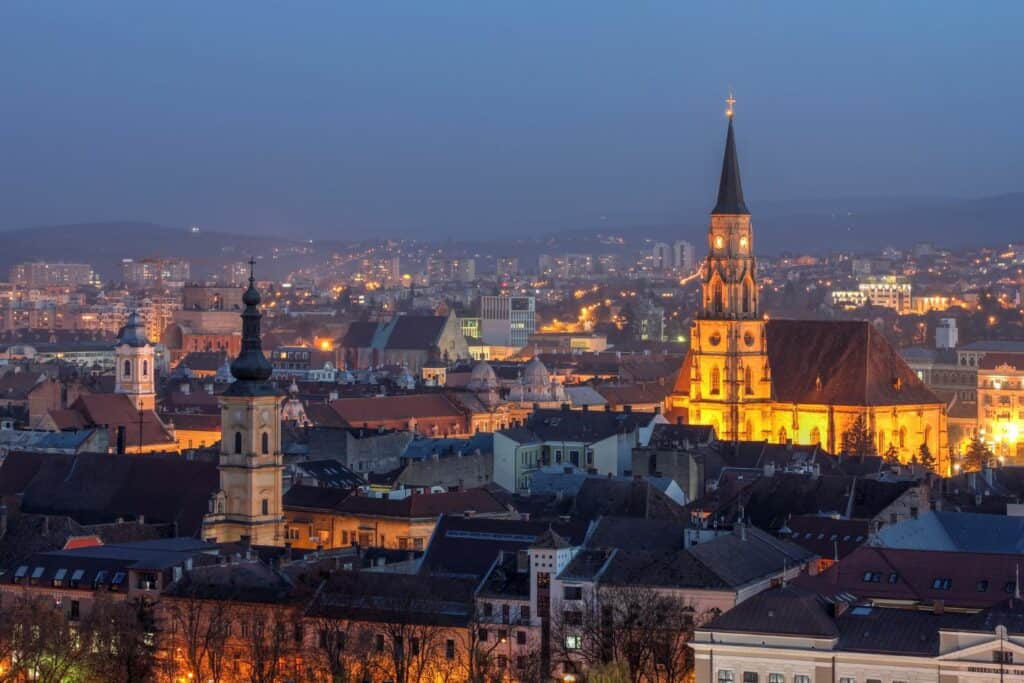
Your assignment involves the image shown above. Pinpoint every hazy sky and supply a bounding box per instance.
[1,2,1022,240]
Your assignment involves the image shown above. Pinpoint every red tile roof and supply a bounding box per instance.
[796,545,1024,609]
[56,394,176,448]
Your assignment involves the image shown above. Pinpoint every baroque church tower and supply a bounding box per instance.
[684,98,773,441]
[115,311,156,411]
[202,261,284,546]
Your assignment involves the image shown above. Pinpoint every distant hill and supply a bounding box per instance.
[0,222,328,280]
[632,193,1024,254]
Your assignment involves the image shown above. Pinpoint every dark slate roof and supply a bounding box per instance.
[283,484,354,510]
[179,351,228,372]
[164,561,298,604]
[292,459,364,488]
[531,528,571,549]
[330,394,465,424]
[688,526,816,588]
[710,116,749,215]
[573,478,687,521]
[703,585,838,637]
[504,408,660,444]
[419,515,588,579]
[478,552,531,599]
[646,423,717,449]
[585,517,688,554]
[307,571,475,627]
[784,515,870,560]
[0,371,45,401]
[384,315,447,350]
[335,488,508,518]
[338,321,380,348]
[0,451,218,536]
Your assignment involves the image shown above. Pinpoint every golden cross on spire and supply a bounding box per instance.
[726,90,736,118]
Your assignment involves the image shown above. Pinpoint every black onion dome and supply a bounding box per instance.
[230,262,274,383]
[117,310,150,348]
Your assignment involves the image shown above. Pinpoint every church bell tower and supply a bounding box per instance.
[202,260,284,546]
[685,96,772,441]
[115,311,156,412]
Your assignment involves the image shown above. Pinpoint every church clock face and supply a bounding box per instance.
[259,409,271,427]
[233,409,245,426]
[709,333,722,347]
[744,332,755,347]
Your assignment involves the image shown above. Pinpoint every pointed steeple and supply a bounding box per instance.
[711,114,750,216]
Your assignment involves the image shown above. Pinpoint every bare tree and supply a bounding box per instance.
[551,584,713,683]
[233,603,297,683]
[3,591,87,683]
[84,595,157,683]
[160,590,233,683]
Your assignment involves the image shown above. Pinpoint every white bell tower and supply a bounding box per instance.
[115,311,156,411]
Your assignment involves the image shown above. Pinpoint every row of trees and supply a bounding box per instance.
[0,592,156,683]
[841,413,997,473]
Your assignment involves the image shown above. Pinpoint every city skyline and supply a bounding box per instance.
[2,2,1022,241]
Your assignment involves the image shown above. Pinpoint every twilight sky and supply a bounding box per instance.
[1,1,1022,240]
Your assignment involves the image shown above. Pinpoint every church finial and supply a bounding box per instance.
[711,94,750,216]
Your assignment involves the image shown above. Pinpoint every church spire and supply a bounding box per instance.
[229,258,274,384]
[711,95,749,216]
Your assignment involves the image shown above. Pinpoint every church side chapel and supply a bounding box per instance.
[669,98,947,470]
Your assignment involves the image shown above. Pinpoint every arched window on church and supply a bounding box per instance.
[745,420,753,439]
[810,426,821,446]
[898,426,906,450]
[261,431,269,455]
[234,431,243,454]
[742,280,751,314]
[744,366,753,395]
[924,425,932,450]
[713,282,723,314]
[778,426,788,444]
[123,360,131,378]
[142,360,148,378]
[877,430,886,455]
[710,367,721,395]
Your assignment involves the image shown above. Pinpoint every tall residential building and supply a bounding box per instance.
[859,275,912,312]
[674,240,696,272]
[652,242,672,271]
[481,295,536,348]
[123,257,190,288]
[496,257,519,279]
[936,317,959,350]
[10,262,94,288]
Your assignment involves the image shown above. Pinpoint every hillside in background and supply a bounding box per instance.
[0,222,329,281]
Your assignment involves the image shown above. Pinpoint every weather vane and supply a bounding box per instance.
[726,90,736,119]
[248,256,256,282]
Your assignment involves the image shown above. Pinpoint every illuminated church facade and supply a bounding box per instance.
[669,102,948,470]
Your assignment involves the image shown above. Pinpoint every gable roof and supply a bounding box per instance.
[384,315,448,350]
[796,545,1024,609]
[873,510,1024,554]
[0,451,218,536]
[702,585,838,637]
[61,393,176,448]
[765,320,939,406]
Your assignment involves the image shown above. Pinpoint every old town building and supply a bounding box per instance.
[669,106,946,468]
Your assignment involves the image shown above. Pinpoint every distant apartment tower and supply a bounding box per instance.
[652,243,672,271]
[673,240,696,272]
[222,261,251,286]
[10,262,94,288]
[496,257,518,280]
[121,258,188,288]
[480,295,535,348]
[427,257,475,284]
[936,317,958,350]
